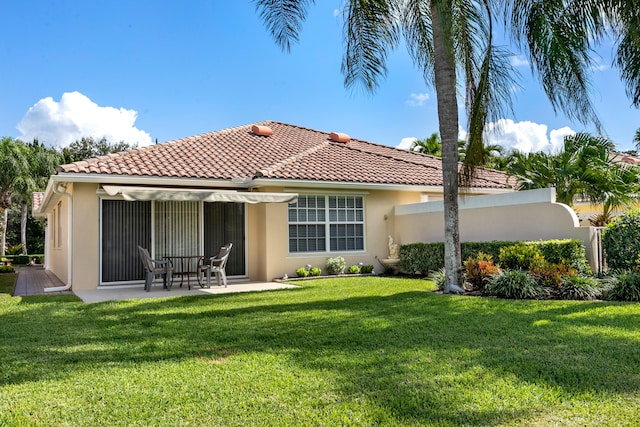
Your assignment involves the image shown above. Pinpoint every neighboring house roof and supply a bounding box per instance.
[57,120,512,189]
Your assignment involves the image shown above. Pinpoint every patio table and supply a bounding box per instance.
[163,255,204,290]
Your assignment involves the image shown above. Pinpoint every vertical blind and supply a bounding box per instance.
[101,200,151,282]
[154,201,201,258]
[101,200,246,284]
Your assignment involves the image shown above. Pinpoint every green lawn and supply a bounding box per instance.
[1,275,639,426]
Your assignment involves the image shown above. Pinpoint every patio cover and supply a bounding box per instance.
[102,185,298,204]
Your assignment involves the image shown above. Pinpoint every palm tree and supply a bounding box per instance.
[13,140,61,254]
[0,137,30,256]
[255,0,638,292]
[411,133,442,156]
[507,133,639,221]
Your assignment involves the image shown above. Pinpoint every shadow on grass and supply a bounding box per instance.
[1,282,639,425]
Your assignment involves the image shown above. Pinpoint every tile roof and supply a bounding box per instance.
[32,192,44,212]
[58,120,513,189]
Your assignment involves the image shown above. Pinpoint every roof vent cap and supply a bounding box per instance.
[251,125,273,137]
[329,132,350,143]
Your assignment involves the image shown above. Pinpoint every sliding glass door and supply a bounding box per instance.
[101,199,246,284]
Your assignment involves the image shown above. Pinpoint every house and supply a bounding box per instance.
[32,120,514,291]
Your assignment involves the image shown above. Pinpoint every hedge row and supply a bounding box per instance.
[399,239,590,275]
[4,254,44,265]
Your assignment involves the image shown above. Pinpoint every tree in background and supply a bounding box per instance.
[0,138,30,256]
[507,133,640,224]
[62,137,137,163]
[12,140,62,254]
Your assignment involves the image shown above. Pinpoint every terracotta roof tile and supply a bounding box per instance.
[57,121,513,189]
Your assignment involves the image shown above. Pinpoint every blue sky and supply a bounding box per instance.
[1,1,638,153]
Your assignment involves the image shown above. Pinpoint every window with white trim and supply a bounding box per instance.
[288,195,364,253]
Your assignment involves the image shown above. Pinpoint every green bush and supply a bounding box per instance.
[400,243,444,274]
[326,256,346,275]
[295,267,309,278]
[360,264,374,274]
[401,240,591,277]
[0,265,15,273]
[559,275,602,300]
[6,255,30,265]
[347,265,361,274]
[498,243,543,270]
[309,267,322,276]
[534,239,591,273]
[602,271,640,301]
[602,210,640,270]
[485,270,548,299]
[427,268,446,291]
[6,244,23,255]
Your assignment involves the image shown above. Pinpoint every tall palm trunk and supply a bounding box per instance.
[21,201,28,255]
[431,0,462,291]
[0,208,7,257]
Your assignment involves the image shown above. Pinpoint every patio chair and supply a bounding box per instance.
[137,246,173,291]
[198,243,233,288]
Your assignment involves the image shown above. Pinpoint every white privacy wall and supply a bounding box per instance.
[394,188,599,271]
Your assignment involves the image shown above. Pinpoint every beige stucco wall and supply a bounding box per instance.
[258,189,424,281]
[71,183,101,290]
[48,189,70,285]
[394,188,599,271]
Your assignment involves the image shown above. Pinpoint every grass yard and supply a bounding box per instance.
[1,275,639,426]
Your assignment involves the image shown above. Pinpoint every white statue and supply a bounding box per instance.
[388,235,399,259]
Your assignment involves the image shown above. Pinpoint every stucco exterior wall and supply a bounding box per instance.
[394,188,599,271]
[260,189,424,281]
[48,190,69,285]
[71,183,101,290]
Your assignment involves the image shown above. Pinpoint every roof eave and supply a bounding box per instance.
[251,178,512,194]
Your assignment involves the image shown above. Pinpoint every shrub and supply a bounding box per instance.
[530,259,577,290]
[559,275,602,300]
[295,267,309,278]
[360,264,374,274]
[6,244,23,255]
[347,265,361,274]
[602,210,640,270]
[498,243,544,270]
[309,267,322,276]
[427,268,446,291]
[602,271,640,302]
[485,270,548,299]
[463,252,501,291]
[0,265,14,273]
[6,255,30,265]
[534,239,590,273]
[326,256,346,275]
[400,243,444,274]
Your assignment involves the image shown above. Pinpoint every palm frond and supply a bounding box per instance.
[341,0,400,92]
[254,0,315,52]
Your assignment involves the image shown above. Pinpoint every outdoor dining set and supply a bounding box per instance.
[137,243,233,292]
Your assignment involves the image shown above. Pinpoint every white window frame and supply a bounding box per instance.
[288,194,365,254]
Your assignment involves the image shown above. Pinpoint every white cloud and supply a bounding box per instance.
[17,91,152,148]
[483,119,576,153]
[549,126,576,153]
[405,92,430,107]
[397,137,417,150]
[510,55,529,67]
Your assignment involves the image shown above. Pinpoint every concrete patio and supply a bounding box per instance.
[14,266,299,303]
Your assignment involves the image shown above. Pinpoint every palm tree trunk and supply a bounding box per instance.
[0,208,7,257]
[431,0,463,292]
[21,201,28,255]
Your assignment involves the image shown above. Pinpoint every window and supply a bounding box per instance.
[288,195,364,253]
[55,201,62,249]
